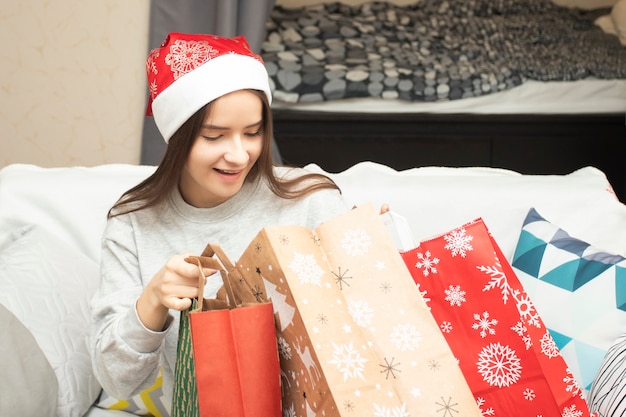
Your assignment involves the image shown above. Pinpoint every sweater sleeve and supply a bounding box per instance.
[89,215,174,399]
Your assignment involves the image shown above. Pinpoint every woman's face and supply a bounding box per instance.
[179,90,264,208]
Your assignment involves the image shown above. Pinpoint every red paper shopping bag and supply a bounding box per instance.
[400,218,593,417]
[172,244,281,417]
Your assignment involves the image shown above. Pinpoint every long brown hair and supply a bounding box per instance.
[108,90,340,218]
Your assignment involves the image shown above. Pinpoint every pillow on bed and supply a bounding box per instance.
[595,0,626,45]
[0,303,58,417]
[612,0,626,44]
[511,208,626,393]
[0,225,102,417]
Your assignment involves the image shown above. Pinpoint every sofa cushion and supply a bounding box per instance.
[2,162,624,266]
[307,162,626,260]
[0,225,102,417]
[94,373,170,417]
[0,303,58,417]
[0,163,155,263]
[512,208,626,393]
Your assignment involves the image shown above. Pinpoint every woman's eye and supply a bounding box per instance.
[202,135,221,141]
[245,130,262,137]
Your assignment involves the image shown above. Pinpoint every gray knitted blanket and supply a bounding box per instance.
[261,0,625,103]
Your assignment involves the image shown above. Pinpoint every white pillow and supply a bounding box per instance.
[305,162,626,260]
[0,303,58,417]
[0,163,155,263]
[0,225,102,417]
[0,224,31,253]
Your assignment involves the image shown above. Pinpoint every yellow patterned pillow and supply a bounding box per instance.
[95,372,170,417]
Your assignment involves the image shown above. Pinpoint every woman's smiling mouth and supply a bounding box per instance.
[215,168,241,175]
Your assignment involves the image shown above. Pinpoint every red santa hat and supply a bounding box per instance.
[145,33,272,143]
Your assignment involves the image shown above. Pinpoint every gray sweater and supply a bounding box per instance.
[89,167,348,406]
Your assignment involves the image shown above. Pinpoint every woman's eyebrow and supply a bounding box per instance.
[201,120,263,130]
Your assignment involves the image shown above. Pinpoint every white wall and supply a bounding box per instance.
[0,0,150,168]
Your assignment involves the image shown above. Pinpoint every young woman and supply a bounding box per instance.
[89,33,349,406]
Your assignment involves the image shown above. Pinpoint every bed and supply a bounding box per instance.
[261,0,626,201]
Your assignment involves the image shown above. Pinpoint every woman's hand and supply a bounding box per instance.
[137,254,216,331]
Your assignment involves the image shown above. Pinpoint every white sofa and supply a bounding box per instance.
[1,162,625,417]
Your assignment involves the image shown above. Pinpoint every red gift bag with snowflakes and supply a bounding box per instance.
[400,218,594,417]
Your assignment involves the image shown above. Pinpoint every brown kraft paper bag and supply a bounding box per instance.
[234,204,482,416]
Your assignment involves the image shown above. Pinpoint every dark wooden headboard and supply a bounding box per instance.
[273,110,626,202]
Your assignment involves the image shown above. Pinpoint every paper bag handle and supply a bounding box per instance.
[185,256,237,312]
[202,243,256,303]
[185,242,249,311]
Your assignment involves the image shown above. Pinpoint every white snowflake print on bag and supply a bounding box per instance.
[373,402,410,417]
[288,251,325,285]
[414,250,440,276]
[341,228,372,256]
[472,311,498,338]
[348,299,375,327]
[328,341,368,381]
[443,227,473,257]
[390,323,422,352]
[444,284,466,307]
[476,342,522,387]
[479,257,542,328]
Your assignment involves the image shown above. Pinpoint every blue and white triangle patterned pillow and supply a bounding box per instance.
[512,208,626,395]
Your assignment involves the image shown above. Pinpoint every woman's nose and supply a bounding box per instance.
[224,137,249,164]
